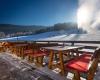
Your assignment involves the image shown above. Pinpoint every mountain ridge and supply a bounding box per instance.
[0,23,87,38]
[0,24,46,34]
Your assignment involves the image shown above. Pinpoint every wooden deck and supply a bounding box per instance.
[0,52,100,80]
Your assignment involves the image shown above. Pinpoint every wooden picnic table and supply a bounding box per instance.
[42,45,84,75]
[65,48,100,80]
[78,48,96,53]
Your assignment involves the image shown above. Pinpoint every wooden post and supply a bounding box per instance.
[38,56,44,66]
[59,51,65,75]
[73,71,80,80]
[48,50,54,69]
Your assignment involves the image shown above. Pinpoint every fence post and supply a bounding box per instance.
[71,42,74,46]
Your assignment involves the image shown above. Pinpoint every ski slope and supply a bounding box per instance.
[0,31,100,41]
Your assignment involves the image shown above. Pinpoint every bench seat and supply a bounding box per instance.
[25,49,46,57]
[65,53,92,73]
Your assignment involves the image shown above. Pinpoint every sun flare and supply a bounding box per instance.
[77,6,90,28]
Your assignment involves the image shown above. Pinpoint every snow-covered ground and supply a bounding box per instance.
[0,31,64,41]
[0,31,100,41]
[0,31,100,47]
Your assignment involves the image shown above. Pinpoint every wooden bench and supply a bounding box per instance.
[24,48,47,66]
[24,43,57,66]
[65,48,100,80]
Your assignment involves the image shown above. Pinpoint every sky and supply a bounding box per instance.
[0,0,78,26]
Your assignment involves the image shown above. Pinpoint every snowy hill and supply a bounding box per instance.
[0,31,64,41]
[0,31,100,41]
[43,33,100,41]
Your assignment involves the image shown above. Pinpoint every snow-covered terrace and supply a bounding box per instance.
[0,32,100,80]
[0,43,100,80]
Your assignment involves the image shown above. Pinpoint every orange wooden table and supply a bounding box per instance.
[42,46,83,75]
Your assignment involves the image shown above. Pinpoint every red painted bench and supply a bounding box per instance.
[24,48,47,57]
[65,48,100,80]
[65,53,92,73]
[24,49,47,66]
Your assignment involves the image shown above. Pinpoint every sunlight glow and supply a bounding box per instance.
[77,6,90,28]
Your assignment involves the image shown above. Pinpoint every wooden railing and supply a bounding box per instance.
[33,40,100,45]
[1,40,100,47]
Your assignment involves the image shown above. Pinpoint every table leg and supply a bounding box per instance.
[67,51,71,58]
[38,56,44,66]
[19,47,21,57]
[22,47,24,57]
[48,50,54,69]
[73,71,80,80]
[76,49,79,56]
[59,51,65,75]
[21,47,25,59]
